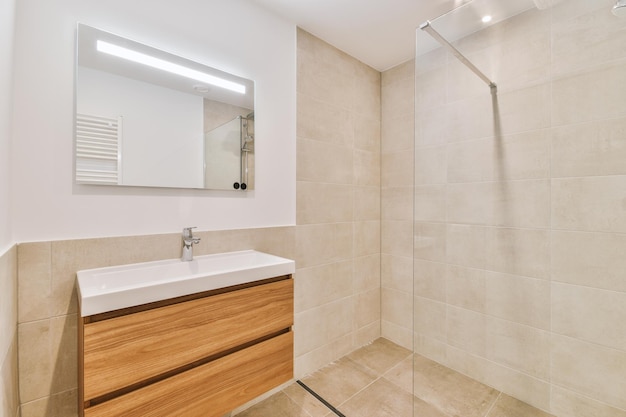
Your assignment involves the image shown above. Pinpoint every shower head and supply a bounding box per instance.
[613,0,626,17]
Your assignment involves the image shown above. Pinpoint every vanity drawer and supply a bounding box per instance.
[85,331,293,417]
[82,278,293,401]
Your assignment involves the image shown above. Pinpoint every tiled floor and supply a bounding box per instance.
[236,338,556,417]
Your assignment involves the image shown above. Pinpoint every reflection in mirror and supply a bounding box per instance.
[75,24,255,190]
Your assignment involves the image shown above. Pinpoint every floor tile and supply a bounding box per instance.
[413,354,500,417]
[233,339,555,417]
[382,356,413,394]
[486,393,556,417]
[300,357,378,406]
[338,378,414,417]
[282,383,330,417]
[235,391,313,417]
[346,338,412,375]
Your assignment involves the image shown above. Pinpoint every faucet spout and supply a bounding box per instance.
[181,227,201,261]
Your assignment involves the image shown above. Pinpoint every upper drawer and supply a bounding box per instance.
[83,278,293,401]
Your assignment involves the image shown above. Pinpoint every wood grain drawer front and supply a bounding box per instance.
[83,278,293,401]
[85,331,293,417]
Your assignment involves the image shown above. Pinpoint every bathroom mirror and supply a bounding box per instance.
[74,24,255,190]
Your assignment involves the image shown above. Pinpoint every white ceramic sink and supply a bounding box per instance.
[76,250,295,317]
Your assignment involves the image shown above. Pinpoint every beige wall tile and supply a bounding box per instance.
[382,254,413,294]
[552,176,626,233]
[381,320,413,351]
[296,182,353,224]
[414,222,446,262]
[552,61,626,127]
[382,187,412,221]
[355,320,381,347]
[446,224,487,269]
[1,333,18,417]
[486,227,550,279]
[415,106,448,148]
[551,386,626,417]
[297,54,356,112]
[493,180,550,229]
[354,149,381,187]
[296,223,353,268]
[447,139,494,183]
[496,83,552,137]
[354,186,380,222]
[382,58,414,86]
[382,74,414,118]
[552,2,626,77]
[552,282,626,351]
[446,94,494,143]
[552,117,626,178]
[17,242,51,323]
[492,29,551,93]
[446,182,493,225]
[381,288,412,330]
[415,67,446,111]
[355,288,381,329]
[296,94,354,146]
[494,129,550,181]
[446,265,486,313]
[414,296,446,342]
[446,53,492,103]
[353,114,380,153]
[485,272,550,330]
[20,389,77,417]
[382,113,414,153]
[485,317,550,380]
[18,319,52,402]
[445,346,552,412]
[0,246,17,361]
[415,145,447,185]
[295,261,353,313]
[294,299,354,357]
[354,220,380,257]
[415,185,447,223]
[414,334,447,364]
[296,138,353,184]
[353,254,381,293]
[551,230,626,292]
[296,29,381,374]
[382,150,413,188]
[382,220,413,258]
[446,306,486,357]
[552,334,626,410]
[353,66,381,118]
[414,259,445,302]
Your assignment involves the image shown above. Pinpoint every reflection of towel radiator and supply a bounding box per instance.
[75,114,122,185]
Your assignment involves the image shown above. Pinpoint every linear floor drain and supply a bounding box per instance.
[296,380,346,417]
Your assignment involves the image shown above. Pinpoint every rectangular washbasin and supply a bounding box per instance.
[76,250,295,316]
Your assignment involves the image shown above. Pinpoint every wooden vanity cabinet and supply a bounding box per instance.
[78,276,293,417]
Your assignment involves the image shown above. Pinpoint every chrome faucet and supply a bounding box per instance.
[181,227,201,261]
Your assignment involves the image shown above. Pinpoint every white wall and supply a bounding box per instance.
[0,0,16,253]
[11,0,296,242]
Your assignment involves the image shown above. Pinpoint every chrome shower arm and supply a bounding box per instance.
[420,20,497,92]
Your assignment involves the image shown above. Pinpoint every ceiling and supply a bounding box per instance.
[249,0,537,71]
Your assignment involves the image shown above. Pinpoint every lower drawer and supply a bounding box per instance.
[85,331,293,417]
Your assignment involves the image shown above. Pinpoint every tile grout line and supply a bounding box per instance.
[484,391,502,417]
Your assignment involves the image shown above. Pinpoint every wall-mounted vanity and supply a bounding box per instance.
[75,24,255,191]
[76,250,295,417]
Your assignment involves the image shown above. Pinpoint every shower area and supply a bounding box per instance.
[239,0,626,415]
[405,0,626,414]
